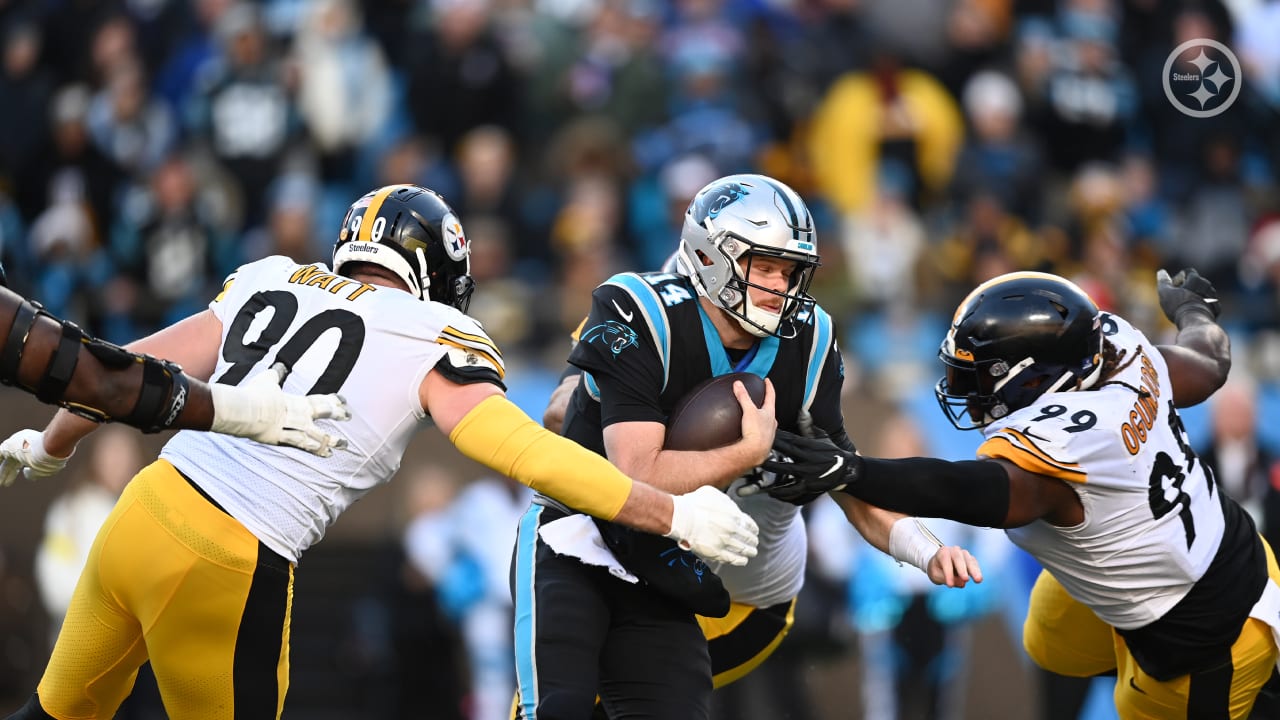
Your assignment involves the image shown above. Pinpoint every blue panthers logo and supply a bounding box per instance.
[692,182,750,221]
[659,546,709,582]
[581,320,639,357]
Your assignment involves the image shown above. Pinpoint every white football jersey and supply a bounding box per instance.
[709,478,807,608]
[990,313,1224,630]
[162,256,504,563]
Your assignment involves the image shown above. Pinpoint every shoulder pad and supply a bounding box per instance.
[435,319,505,380]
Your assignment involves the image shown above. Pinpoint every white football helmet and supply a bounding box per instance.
[675,174,819,338]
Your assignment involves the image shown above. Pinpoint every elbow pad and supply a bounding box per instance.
[449,395,633,520]
[845,457,1010,528]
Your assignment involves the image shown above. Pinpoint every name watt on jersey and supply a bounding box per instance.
[288,264,377,301]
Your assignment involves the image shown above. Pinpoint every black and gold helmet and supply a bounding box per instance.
[333,184,475,311]
[936,271,1104,430]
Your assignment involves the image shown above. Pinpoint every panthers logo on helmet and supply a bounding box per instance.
[692,182,750,222]
[442,212,469,261]
[581,320,639,357]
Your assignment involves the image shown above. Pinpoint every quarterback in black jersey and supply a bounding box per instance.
[513,174,983,719]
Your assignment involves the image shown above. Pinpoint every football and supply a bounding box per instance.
[663,372,767,451]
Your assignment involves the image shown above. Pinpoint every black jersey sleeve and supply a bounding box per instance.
[568,282,666,427]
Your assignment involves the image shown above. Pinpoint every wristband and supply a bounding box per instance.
[1174,302,1217,328]
[888,518,943,572]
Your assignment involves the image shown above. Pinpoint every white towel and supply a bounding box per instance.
[538,514,639,584]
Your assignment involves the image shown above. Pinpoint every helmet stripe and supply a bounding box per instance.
[357,184,408,242]
[759,177,803,241]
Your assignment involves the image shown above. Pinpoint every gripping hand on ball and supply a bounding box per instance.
[734,378,777,469]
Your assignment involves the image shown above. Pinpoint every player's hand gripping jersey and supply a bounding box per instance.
[163,256,505,563]
[986,312,1267,680]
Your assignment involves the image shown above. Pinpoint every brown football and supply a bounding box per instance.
[663,372,767,451]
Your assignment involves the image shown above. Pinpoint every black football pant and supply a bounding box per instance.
[512,503,711,720]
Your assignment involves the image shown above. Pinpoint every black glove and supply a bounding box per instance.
[1156,268,1220,326]
[759,429,862,505]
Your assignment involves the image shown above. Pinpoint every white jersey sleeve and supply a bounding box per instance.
[990,313,1225,630]
[163,256,504,562]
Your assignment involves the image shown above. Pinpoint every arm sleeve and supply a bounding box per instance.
[567,284,666,427]
[448,395,633,520]
[840,457,1011,528]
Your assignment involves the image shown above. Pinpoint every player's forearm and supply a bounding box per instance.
[1175,316,1231,385]
[624,445,761,494]
[610,480,675,536]
[832,492,903,555]
[41,408,106,458]
[449,395,636,520]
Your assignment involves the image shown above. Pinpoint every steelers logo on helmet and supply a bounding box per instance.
[442,212,469,261]
[332,184,475,312]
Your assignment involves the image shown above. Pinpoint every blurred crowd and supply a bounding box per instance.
[1,0,1278,370]
[4,0,1280,716]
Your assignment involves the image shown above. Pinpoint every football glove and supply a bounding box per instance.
[1156,268,1221,326]
[210,363,351,457]
[666,485,760,566]
[0,429,71,486]
[760,429,862,504]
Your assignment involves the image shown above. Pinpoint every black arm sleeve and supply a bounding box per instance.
[841,457,1011,528]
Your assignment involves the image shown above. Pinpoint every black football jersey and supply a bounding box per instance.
[561,270,846,458]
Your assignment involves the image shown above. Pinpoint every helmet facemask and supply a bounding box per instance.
[936,350,1104,430]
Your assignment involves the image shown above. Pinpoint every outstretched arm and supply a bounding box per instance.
[423,371,760,566]
[831,492,982,588]
[1153,268,1230,408]
[763,431,1079,528]
[0,291,350,484]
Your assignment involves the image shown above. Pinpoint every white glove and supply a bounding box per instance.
[665,485,759,567]
[0,429,71,486]
[210,363,351,457]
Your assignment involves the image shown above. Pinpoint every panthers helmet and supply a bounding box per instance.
[333,184,475,311]
[0,260,7,288]
[675,174,819,338]
[936,271,1104,430]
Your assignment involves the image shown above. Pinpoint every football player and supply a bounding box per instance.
[515,174,982,719]
[0,262,349,463]
[0,185,759,720]
[766,269,1279,718]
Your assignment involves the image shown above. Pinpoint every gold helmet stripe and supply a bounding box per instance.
[357,184,413,242]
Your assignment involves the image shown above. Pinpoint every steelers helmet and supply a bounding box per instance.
[674,174,819,338]
[333,184,474,311]
[936,271,1104,430]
